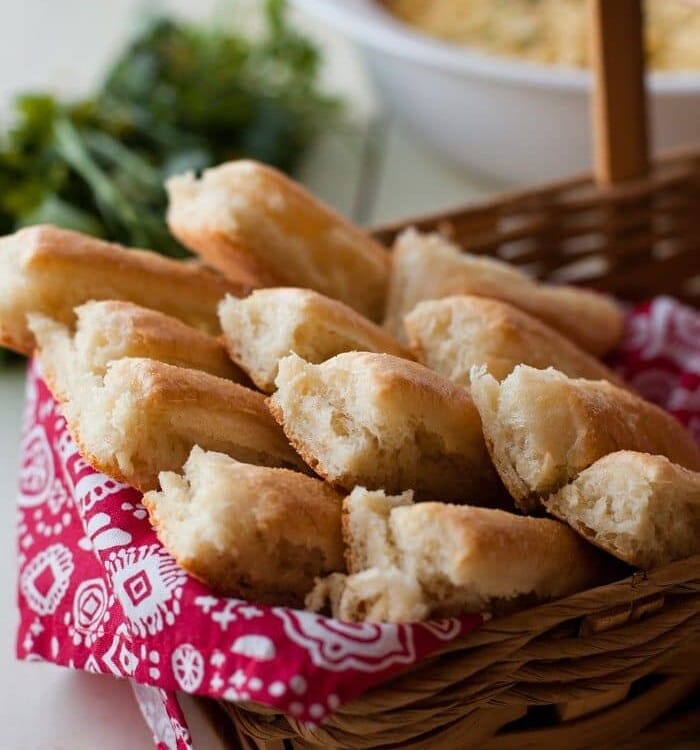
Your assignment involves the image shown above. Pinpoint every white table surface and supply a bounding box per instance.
[0,2,694,749]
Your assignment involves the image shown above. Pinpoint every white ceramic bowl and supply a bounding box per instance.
[293,0,700,183]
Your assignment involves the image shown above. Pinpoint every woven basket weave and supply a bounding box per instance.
[373,147,700,307]
[210,556,700,749]
[206,2,700,746]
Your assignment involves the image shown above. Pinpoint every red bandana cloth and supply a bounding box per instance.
[15,296,699,749]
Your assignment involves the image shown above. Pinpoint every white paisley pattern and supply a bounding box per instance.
[131,683,191,750]
[74,473,130,515]
[85,512,133,551]
[626,296,700,373]
[275,608,416,672]
[103,631,140,676]
[231,634,277,660]
[71,578,111,646]
[18,425,55,508]
[420,619,463,641]
[107,545,186,637]
[20,544,74,615]
[171,644,205,692]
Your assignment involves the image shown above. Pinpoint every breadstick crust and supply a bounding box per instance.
[76,300,244,381]
[29,304,245,398]
[166,160,390,321]
[308,488,609,622]
[385,228,624,356]
[269,351,505,504]
[219,287,412,393]
[31,319,305,490]
[390,502,609,606]
[96,358,305,490]
[404,295,626,387]
[143,447,344,605]
[470,364,700,512]
[0,225,249,354]
[544,451,700,569]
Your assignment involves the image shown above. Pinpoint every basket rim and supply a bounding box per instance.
[215,554,700,735]
[434,553,700,654]
[370,145,700,241]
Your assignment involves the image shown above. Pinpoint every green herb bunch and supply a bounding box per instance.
[0,0,337,364]
[0,0,336,253]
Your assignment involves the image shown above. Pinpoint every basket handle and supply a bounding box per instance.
[588,0,650,184]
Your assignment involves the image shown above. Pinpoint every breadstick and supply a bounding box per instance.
[470,364,700,511]
[0,224,248,354]
[166,160,390,321]
[31,314,304,491]
[404,295,625,387]
[144,447,344,605]
[544,451,700,569]
[30,301,244,399]
[219,287,411,393]
[269,351,504,504]
[385,228,624,355]
[307,488,609,622]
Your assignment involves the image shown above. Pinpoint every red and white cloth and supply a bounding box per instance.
[15,297,699,750]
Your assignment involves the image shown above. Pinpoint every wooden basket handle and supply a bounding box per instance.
[588,0,650,184]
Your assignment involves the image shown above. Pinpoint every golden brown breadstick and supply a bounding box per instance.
[166,160,390,321]
[143,447,345,605]
[269,351,504,504]
[219,287,412,393]
[404,295,625,387]
[30,301,244,397]
[470,364,700,512]
[0,224,249,355]
[307,488,609,622]
[385,228,624,356]
[544,451,700,569]
[31,314,304,491]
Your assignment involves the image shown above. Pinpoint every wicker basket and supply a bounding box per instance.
[205,2,700,746]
